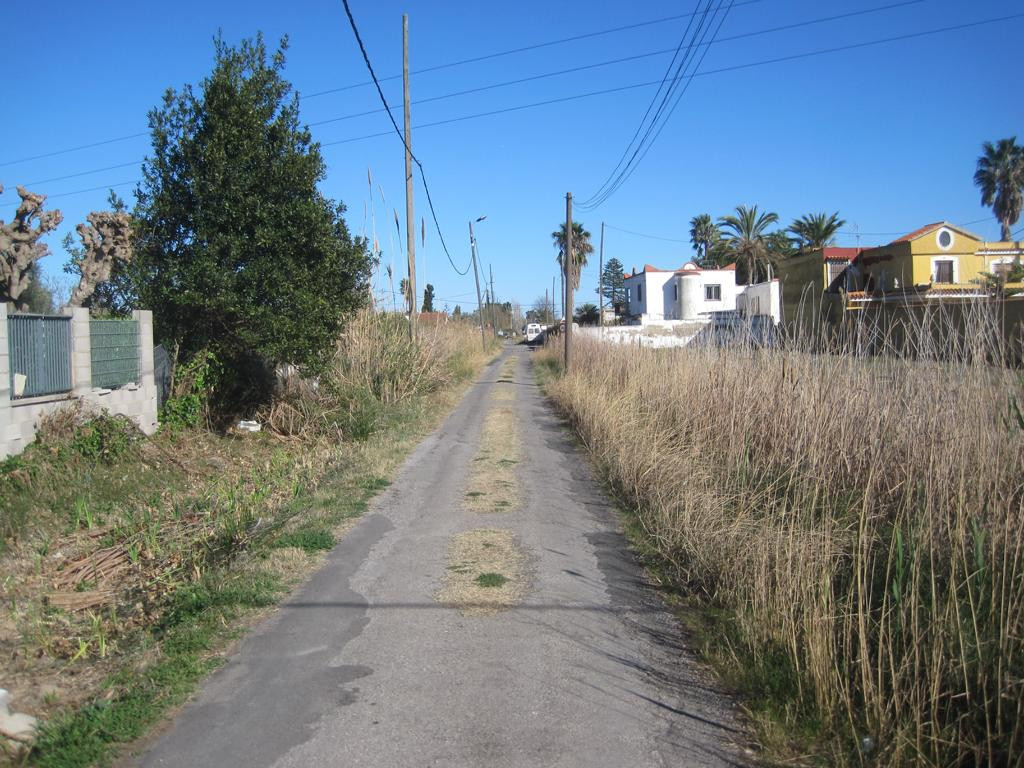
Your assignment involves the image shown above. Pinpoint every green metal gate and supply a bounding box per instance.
[7,314,73,399]
[90,319,139,389]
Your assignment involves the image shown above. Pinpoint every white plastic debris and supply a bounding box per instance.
[237,420,262,433]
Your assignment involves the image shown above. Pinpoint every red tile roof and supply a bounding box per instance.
[821,247,865,261]
[893,222,945,243]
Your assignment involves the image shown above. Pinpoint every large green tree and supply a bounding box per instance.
[552,220,594,290]
[718,205,780,285]
[421,283,435,312]
[974,137,1024,241]
[689,214,721,267]
[787,211,845,252]
[132,34,370,394]
[597,256,626,317]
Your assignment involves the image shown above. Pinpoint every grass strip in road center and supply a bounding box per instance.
[437,529,527,615]
[463,391,521,514]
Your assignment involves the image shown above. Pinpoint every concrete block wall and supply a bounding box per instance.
[67,307,92,394]
[1,305,160,459]
[0,308,10,459]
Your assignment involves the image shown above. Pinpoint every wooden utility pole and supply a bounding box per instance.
[403,14,417,343]
[598,221,605,330]
[564,193,573,373]
[552,277,556,321]
[469,219,486,352]
[489,264,499,338]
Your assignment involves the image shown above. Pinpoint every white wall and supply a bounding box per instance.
[664,268,741,320]
[737,280,782,323]
[624,271,673,320]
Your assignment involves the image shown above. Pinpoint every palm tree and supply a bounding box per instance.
[718,205,780,285]
[689,214,720,267]
[552,220,594,290]
[974,137,1024,241]
[787,211,846,252]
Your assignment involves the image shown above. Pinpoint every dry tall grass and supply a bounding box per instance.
[541,313,1024,766]
[264,311,492,438]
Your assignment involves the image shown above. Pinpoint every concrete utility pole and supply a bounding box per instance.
[469,218,487,352]
[489,264,498,338]
[598,221,605,330]
[564,192,573,373]
[403,14,417,343]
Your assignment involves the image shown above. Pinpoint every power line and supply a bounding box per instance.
[6,13,1020,204]
[305,0,771,99]
[0,1,772,170]
[0,1,954,191]
[836,216,996,236]
[0,0,899,173]
[0,133,148,170]
[581,0,717,209]
[605,224,690,243]
[339,0,472,277]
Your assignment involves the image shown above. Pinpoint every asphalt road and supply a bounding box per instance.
[138,347,750,768]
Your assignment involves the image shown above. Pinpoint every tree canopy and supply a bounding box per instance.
[132,34,371,398]
[718,205,780,285]
[422,283,435,313]
[788,211,845,252]
[974,137,1024,241]
[597,257,626,316]
[552,220,594,291]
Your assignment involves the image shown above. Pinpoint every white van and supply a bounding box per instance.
[524,323,542,343]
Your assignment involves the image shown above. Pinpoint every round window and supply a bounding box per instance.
[937,229,953,249]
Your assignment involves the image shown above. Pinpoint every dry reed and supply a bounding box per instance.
[541,307,1024,766]
[262,310,492,438]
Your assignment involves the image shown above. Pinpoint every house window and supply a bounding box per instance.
[673,283,678,301]
[934,260,955,284]
[827,262,846,286]
[705,284,721,301]
[637,284,643,302]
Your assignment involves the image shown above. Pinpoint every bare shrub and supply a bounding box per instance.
[540,306,1024,765]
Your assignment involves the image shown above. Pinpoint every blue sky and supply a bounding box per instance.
[3,0,1022,315]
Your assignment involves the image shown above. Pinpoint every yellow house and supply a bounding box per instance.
[850,222,1023,301]
[775,246,864,330]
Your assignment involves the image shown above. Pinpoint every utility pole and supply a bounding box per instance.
[544,288,549,325]
[598,221,605,330]
[402,14,417,343]
[489,264,498,338]
[564,192,573,373]
[469,219,486,352]
[552,277,556,321]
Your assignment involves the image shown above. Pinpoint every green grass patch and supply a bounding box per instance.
[270,527,335,553]
[474,572,508,588]
[32,572,281,768]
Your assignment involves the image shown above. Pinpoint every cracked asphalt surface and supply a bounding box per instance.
[138,347,750,767]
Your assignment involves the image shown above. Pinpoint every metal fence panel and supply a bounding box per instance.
[90,319,139,389]
[7,314,73,398]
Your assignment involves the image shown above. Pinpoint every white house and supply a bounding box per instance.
[623,262,781,326]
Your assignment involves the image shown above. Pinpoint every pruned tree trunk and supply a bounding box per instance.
[68,212,133,308]
[0,185,64,310]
